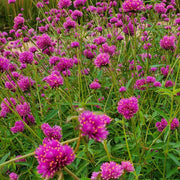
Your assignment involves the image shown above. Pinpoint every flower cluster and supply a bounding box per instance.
[11,120,24,133]
[117,97,139,119]
[170,118,179,130]
[78,111,111,141]
[91,161,134,180]
[41,123,62,143]
[155,119,168,132]
[122,0,144,12]
[94,53,110,68]
[160,35,176,50]
[35,140,75,178]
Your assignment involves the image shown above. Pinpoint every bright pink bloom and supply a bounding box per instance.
[94,53,110,68]
[122,0,144,12]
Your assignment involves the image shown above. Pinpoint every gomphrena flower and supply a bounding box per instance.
[16,102,31,117]
[36,33,52,50]
[89,80,101,89]
[122,0,144,12]
[17,76,35,92]
[170,118,179,130]
[160,35,176,50]
[78,111,111,141]
[154,3,167,14]
[121,161,134,172]
[58,0,72,9]
[117,97,139,119]
[155,119,168,132]
[0,98,16,117]
[8,0,16,4]
[73,0,86,8]
[100,161,123,180]
[123,22,136,36]
[43,71,64,88]
[19,51,34,64]
[63,17,76,31]
[9,172,18,180]
[94,53,110,68]
[55,57,74,72]
[93,36,107,45]
[35,140,75,178]
[0,57,10,72]
[41,123,62,142]
[10,120,24,133]
[13,15,25,30]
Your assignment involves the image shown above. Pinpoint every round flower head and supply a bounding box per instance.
[19,51,34,64]
[78,111,111,141]
[89,80,101,89]
[91,172,100,180]
[43,71,64,88]
[58,0,72,9]
[73,0,86,8]
[36,33,52,50]
[8,0,16,3]
[100,161,123,180]
[117,97,139,119]
[9,172,18,180]
[0,57,10,72]
[170,118,179,130]
[10,120,24,133]
[160,35,176,50]
[122,0,144,12]
[17,76,35,92]
[41,123,62,141]
[154,3,167,14]
[94,53,110,68]
[16,102,31,117]
[55,57,74,71]
[35,140,75,178]
[155,119,168,132]
[121,161,135,172]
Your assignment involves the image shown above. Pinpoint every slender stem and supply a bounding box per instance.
[74,132,81,153]
[57,171,64,180]
[103,140,111,161]
[62,137,79,145]
[0,152,35,168]
[63,167,80,180]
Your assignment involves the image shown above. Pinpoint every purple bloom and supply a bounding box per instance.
[146,76,156,84]
[94,53,110,68]
[78,111,111,141]
[35,140,75,178]
[122,0,144,12]
[19,51,34,64]
[121,161,134,172]
[93,36,106,45]
[36,33,52,50]
[100,161,123,180]
[71,41,80,48]
[89,80,101,89]
[165,80,174,87]
[134,79,146,90]
[9,172,18,180]
[156,119,168,132]
[91,172,100,180]
[55,57,74,71]
[49,56,60,65]
[99,43,116,56]
[13,15,24,30]
[123,22,136,36]
[160,35,176,50]
[58,0,72,9]
[0,57,9,72]
[16,102,31,117]
[71,10,83,20]
[154,81,162,87]
[63,17,76,31]
[10,120,24,133]
[117,97,139,119]
[170,118,179,130]
[154,3,167,14]
[43,71,64,88]
[8,0,16,3]
[119,86,126,92]
[175,17,180,25]
[73,0,86,8]
[17,77,35,92]
[41,123,62,141]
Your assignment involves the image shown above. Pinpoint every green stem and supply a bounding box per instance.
[63,167,80,180]
[103,140,111,161]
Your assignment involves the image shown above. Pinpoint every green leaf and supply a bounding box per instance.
[0,152,10,164]
[164,125,170,142]
[136,165,141,176]
[166,167,178,178]
[126,78,133,89]
[168,153,180,166]
[44,109,58,122]
[151,106,169,120]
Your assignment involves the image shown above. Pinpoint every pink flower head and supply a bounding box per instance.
[93,36,106,45]
[121,161,135,172]
[160,35,176,50]
[100,161,123,180]
[9,172,18,180]
[91,172,100,180]
[13,15,24,30]
[63,17,76,31]
[154,3,167,14]
[35,140,75,178]
[19,51,34,64]
[170,118,179,130]
[58,0,72,9]
[36,33,52,50]
[55,57,74,71]
[43,71,64,88]
[122,0,144,12]
[117,97,139,119]
[16,102,31,117]
[10,120,24,133]
[119,86,126,92]
[0,57,10,72]
[165,80,174,87]
[89,80,101,89]
[78,111,111,141]
[73,0,86,8]
[41,123,62,141]
[17,77,35,92]
[94,53,110,68]
[8,0,16,3]
[123,22,136,36]
[156,119,168,132]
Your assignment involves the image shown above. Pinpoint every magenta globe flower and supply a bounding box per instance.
[117,97,139,119]
[35,140,75,178]
[94,53,110,68]
[160,35,176,50]
[122,0,144,12]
